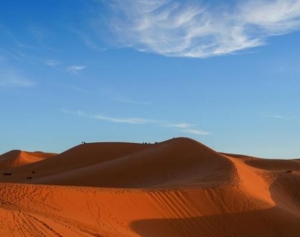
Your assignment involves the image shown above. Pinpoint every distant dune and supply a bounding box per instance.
[0,137,299,237]
[0,150,56,170]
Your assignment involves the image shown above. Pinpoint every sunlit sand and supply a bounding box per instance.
[0,138,299,236]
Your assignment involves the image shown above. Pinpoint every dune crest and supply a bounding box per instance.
[0,137,299,237]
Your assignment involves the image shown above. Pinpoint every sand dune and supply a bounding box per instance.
[0,150,56,170]
[0,137,299,237]
[23,138,236,187]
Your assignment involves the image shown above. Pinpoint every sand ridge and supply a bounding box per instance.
[0,137,299,237]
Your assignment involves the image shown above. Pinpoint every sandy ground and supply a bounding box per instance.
[0,137,299,236]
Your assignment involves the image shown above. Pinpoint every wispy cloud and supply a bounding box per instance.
[0,69,34,88]
[66,65,86,73]
[181,129,210,136]
[263,114,300,121]
[92,114,150,124]
[165,122,193,129]
[114,97,151,105]
[100,88,151,105]
[166,122,210,135]
[62,109,210,135]
[0,25,37,50]
[28,24,60,51]
[71,29,107,51]
[99,0,300,58]
[264,114,290,120]
[44,59,61,67]
[62,110,153,124]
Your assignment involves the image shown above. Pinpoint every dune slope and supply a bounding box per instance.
[32,138,237,188]
[0,137,299,237]
[0,138,237,187]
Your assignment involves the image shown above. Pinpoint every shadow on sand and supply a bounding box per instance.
[131,173,300,237]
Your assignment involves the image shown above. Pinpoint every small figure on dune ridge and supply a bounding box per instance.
[2,172,12,176]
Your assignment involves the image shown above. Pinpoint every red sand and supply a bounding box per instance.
[0,137,299,236]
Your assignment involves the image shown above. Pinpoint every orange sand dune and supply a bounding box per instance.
[0,150,56,170]
[0,137,300,237]
[10,138,237,187]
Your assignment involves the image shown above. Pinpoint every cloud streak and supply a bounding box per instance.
[44,59,61,67]
[99,0,300,58]
[63,109,210,135]
[115,98,151,105]
[0,69,34,88]
[165,122,193,129]
[167,122,211,135]
[86,113,152,124]
[263,114,300,121]
[99,88,151,105]
[71,28,107,51]
[62,109,155,124]
[181,129,210,136]
[66,65,86,73]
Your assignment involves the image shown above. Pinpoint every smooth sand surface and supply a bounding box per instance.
[0,150,56,170]
[0,137,299,236]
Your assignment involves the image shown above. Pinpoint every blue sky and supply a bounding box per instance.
[0,0,300,158]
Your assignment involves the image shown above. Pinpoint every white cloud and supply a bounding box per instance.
[0,69,34,88]
[66,65,86,73]
[99,0,300,58]
[240,0,300,32]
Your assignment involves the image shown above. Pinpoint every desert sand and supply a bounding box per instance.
[0,137,299,237]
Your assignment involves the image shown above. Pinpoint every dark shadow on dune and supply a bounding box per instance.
[268,171,300,217]
[131,174,300,237]
[131,206,300,237]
